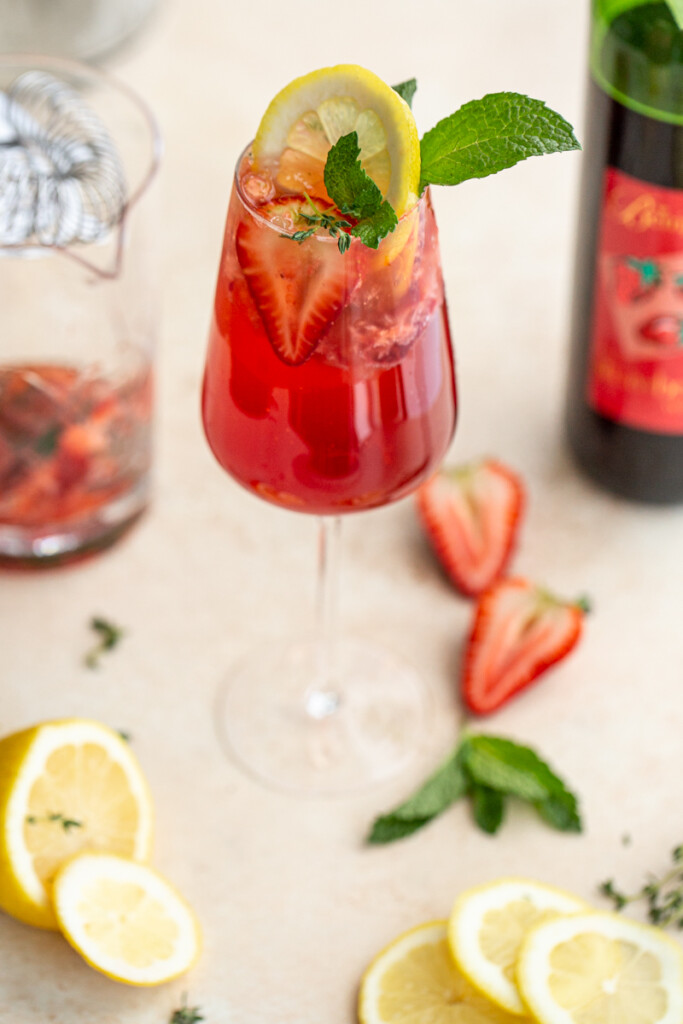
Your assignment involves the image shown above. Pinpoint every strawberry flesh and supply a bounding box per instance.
[416,459,524,597]
[463,578,585,714]
[235,195,352,366]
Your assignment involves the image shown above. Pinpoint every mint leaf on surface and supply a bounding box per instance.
[367,749,468,844]
[535,792,582,833]
[323,132,398,249]
[462,735,583,833]
[471,785,505,835]
[464,736,564,800]
[418,92,580,194]
[367,733,582,843]
[392,78,417,109]
[367,815,432,844]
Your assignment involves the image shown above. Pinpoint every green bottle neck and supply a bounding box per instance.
[591,0,683,124]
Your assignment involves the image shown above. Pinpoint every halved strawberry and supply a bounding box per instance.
[462,578,587,715]
[235,195,353,365]
[416,459,524,597]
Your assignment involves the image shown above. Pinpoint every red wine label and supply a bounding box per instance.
[588,167,683,433]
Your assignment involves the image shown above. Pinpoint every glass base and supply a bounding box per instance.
[215,636,431,795]
[0,483,149,569]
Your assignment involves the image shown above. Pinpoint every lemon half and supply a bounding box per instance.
[0,719,153,929]
[516,911,683,1024]
[53,852,201,986]
[252,64,420,216]
[359,920,528,1024]
[448,878,589,1015]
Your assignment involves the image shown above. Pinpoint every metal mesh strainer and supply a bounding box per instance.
[0,70,127,247]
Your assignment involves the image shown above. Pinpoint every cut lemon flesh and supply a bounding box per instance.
[359,920,529,1024]
[252,64,420,216]
[53,852,200,986]
[0,719,153,929]
[516,912,683,1024]
[448,879,589,1015]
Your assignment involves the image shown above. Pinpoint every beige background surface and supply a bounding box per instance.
[2,0,683,1021]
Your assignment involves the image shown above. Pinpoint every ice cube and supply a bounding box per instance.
[242,172,275,206]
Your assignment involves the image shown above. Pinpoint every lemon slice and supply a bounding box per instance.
[252,64,420,216]
[53,852,201,986]
[0,719,153,929]
[516,911,683,1024]
[359,920,529,1023]
[448,878,589,1015]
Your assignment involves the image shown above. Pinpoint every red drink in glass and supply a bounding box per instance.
[0,364,152,564]
[202,150,456,514]
[201,143,457,794]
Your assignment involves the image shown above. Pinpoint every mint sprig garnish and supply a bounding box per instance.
[286,81,578,254]
[367,733,582,843]
[418,92,580,194]
[324,132,398,249]
[392,78,417,109]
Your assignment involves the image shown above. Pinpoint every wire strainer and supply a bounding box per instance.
[0,69,127,248]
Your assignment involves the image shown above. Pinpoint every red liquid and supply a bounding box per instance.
[202,170,457,515]
[0,363,152,527]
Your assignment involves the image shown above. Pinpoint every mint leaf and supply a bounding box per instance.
[667,0,683,28]
[323,132,398,250]
[418,92,580,194]
[367,815,432,844]
[34,424,61,457]
[598,0,683,27]
[471,785,505,834]
[352,201,398,250]
[464,736,562,800]
[462,735,583,833]
[367,733,582,843]
[535,793,582,833]
[324,132,383,219]
[367,748,468,844]
[392,78,417,109]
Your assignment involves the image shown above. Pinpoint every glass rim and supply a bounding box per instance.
[0,51,163,213]
[233,142,424,243]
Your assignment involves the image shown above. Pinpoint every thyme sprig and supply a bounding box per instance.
[26,812,83,833]
[170,995,204,1023]
[84,616,124,669]
[600,845,683,928]
[286,193,352,253]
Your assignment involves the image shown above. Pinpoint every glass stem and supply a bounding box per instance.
[306,516,342,720]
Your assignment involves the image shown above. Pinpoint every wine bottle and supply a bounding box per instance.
[566,0,683,502]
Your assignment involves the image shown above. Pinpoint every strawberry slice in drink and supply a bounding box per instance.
[462,578,587,714]
[235,195,354,366]
[416,459,524,597]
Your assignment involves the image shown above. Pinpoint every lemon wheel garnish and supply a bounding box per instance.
[53,852,201,986]
[358,920,528,1024]
[516,911,683,1024]
[252,63,420,217]
[0,719,153,929]
[448,878,589,1015]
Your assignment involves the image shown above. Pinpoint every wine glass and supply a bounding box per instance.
[201,146,457,794]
